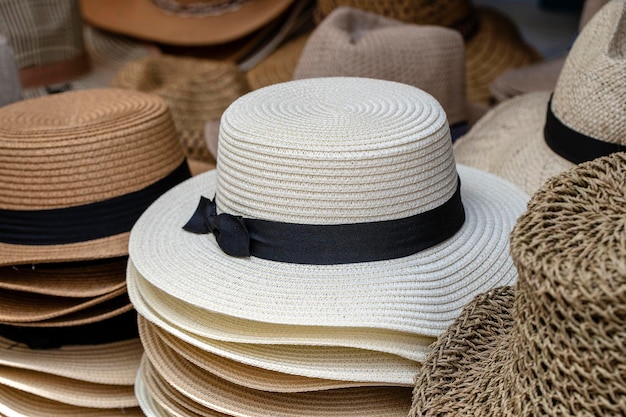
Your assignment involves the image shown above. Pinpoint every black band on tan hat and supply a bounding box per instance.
[184,178,465,265]
[0,162,191,246]
[544,97,626,164]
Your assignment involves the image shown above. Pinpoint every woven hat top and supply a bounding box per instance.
[410,152,626,416]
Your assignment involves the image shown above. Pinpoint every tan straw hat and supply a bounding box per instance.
[129,77,528,342]
[453,0,626,195]
[0,35,21,107]
[315,0,541,105]
[409,151,626,416]
[80,0,295,46]
[0,88,189,267]
[112,55,251,166]
[489,0,610,102]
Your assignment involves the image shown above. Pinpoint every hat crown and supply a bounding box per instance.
[216,77,457,224]
[552,0,626,145]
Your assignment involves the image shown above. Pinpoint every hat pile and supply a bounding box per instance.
[127,77,529,416]
[410,151,626,416]
[453,0,626,195]
[0,88,191,416]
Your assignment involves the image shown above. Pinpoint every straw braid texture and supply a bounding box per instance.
[410,152,626,416]
[112,55,250,164]
[0,36,21,107]
[293,8,467,125]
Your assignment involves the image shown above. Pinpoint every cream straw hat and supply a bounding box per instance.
[0,35,20,107]
[453,0,626,196]
[129,77,528,339]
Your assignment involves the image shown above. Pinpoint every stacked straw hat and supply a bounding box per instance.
[0,88,191,415]
[489,0,609,102]
[0,0,155,100]
[453,0,626,195]
[410,151,626,416]
[127,76,529,416]
[0,35,21,107]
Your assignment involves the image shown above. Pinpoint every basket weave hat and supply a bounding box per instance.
[0,88,189,267]
[0,35,21,107]
[129,77,529,339]
[315,0,541,105]
[453,0,626,195]
[409,151,626,416]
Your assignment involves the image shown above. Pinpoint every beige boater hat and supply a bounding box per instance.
[409,151,626,416]
[129,77,528,340]
[453,0,626,196]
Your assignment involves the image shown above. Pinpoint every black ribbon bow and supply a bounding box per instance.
[183,196,251,257]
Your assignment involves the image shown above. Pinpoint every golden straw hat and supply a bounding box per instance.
[80,0,295,46]
[409,151,626,416]
[315,0,541,105]
[112,55,251,166]
[453,0,626,195]
[0,88,189,267]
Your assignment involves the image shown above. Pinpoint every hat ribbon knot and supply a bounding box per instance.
[183,196,251,257]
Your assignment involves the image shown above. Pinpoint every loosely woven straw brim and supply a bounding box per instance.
[453,91,575,195]
[0,383,144,417]
[0,336,142,385]
[465,8,542,104]
[139,316,398,392]
[0,366,137,408]
[80,0,295,46]
[130,268,433,361]
[0,258,126,297]
[490,57,566,102]
[141,353,413,417]
[129,165,528,338]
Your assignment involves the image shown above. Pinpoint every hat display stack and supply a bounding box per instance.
[127,76,530,416]
[0,88,191,416]
[410,151,626,416]
[453,0,626,195]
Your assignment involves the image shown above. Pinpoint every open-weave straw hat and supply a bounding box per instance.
[129,77,528,342]
[112,55,251,166]
[0,88,189,267]
[129,268,433,361]
[0,35,20,107]
[489,0,610,102]
[80,0,295,46]
[453,0,626,195]
[409,151,626,416]
[315,0,541,105]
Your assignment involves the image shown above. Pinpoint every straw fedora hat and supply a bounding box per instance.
[0,36,21,107]
[453,0,626,195]
[80,0,295,46]
[489,0,610,102]
[315,0,541,105]
[409,151,626,416]
[0,88,190,267]
[129,77,528,340]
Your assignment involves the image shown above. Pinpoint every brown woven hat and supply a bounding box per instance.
[409,151,626,416]
[80,0,295,46]
[453,0,626,195]
[315,0,541,105]
[0,88,189,267]
[112,54,250,166]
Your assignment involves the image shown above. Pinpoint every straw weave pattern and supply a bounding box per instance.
[410,152,626,416]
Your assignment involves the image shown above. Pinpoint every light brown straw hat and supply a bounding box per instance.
[80,0,295,46]
[453,0,626,196]
[0,35,21,107]
[0,88,190,267]
[315,0,541,105]
[128,268,433,361]
[129,77,528,343]
[409,151,626,416]
[489,0,610,103]
[112,55,251,166]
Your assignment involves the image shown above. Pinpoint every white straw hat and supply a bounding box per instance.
[130,77,528,339]
[453,0,626,195]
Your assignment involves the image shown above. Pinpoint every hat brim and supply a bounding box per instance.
[129,165,528,337]
[453,91,575,195]
[489,57,566,102]
[80,0,295,46]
